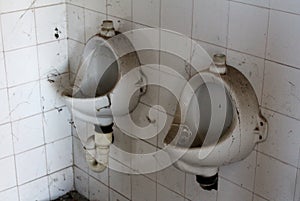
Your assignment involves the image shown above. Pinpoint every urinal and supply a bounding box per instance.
[164,54,268,190]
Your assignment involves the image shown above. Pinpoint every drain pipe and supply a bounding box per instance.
[85,124,114,172]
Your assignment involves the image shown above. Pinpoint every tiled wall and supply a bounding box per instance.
[66,1,300,201]
[0,1,73,200]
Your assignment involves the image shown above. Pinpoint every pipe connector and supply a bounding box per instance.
[210,54,227,75]
[99,20,116,38]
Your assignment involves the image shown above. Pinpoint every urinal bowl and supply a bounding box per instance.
[164,65,268,179]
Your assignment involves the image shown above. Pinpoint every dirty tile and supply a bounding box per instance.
[73,137,89,172]
[15,146,47,185]
[49,167,74,200]
[262,61,300,120]
[1,9,36,51]
[132,0,160,27]
[107,0,132,21]
[35,5,67,43]
[0,156,17,191]
[88,176,109,201]
[5,46,39,87]
[109,169,132,200]
[19,176,49,201]
[233,0,270,7]
[68,40,85,77]
[270,0,300,15]
[35,0,63,7]
[74,167,89,199]
[46,137,73,174]
[67,4,84,43]
[161,0,193,36]
[0,53,6,89]
[267,10,300,68]
[217,178,253,201]
[0,124,13,159]
[8,81,41,121]
[0,0,33,12]
[43,108,71,143]
[193,0,229,46]
[85,0,107,13]
[157,184,185,201]
[253,195,269,201]
[0,187,19,201]
[196,40,227,60]
[0,89,10,125]
[110,189,130,201]
[254,153,297,201]
[12,114,44,154]
[132,175,156,201]
[228,2,268,57]
[84,9,106,42]
[38,40,68,79]
[295,169,300,201]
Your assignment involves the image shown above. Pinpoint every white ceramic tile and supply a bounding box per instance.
[35,5,67,43]
[0,89,10,124]
[0,0,34,12]
[43,108,71,143]
[157,184,185,201]
[233,0,270,7]
[68,40,85,76]
[0,156,17,191]
[8,81,41,121]
[219,151,257,191]
[66,0,84,7]
[46,137,73,174]
[48,167,74,200]
[84,9,106,42]
[217,178,253,201]
[0,26,2,51]
[1,9,36,51]
[0,187,19,201]
[132,175,156,201]
[38,40,68,78]
[161,0,193,36]
[5,46,39,87]
[84,0,107,13]
[110,16,133,33]
[253,195,269,201]
[262,61,300,120]
[107,0,132,21]
[157,165,185,196]
[74,167,89,199]
[73,137,89,172]
[12,114,44,154]
[254,153,297,201]
[40,75,69,111]
[88,167,109,186]
[109,169,131,199]
[89,176,109,201]
[15,146,47,185]
[193,0,229,46]
[295,169,300,201]
[185,173,217,201]
[110,189,130,201]
[67,5,85,43]
[34,0,63,7]
[227,50,264,103]
[228,2,268,57]
[258,109,300,167]
[0,53,7,89]
[196,41,227,60]
[0,124,13,159]
[270,0,300,14]
[19,176,50,201]
[132,0,160,27]
[267,11,300,68]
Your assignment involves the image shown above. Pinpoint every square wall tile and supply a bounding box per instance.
[193,0,229,46]
[88,167,109,186]
[84,9,106,42]
[109,169,132,199]
[227,50,264,104]
[217,178,253,201]
[253,195,268,201]
[73,137,89,172]
[0,23,3,51]
[267,10,300,68]
[0,0,34,12]
[46,137,73,174]
[270,0,300,15]
[161,0,193,36]
[233,0,270,7]
[132,175,156,201]
[67,5,85,43]
[48,167,74,200]
[8,81,41,121]
[262,61,300,120]
[43,108,71,143]
[38,40,68,79]
[295,169,300,201]
[254,153,297,201]
[0,124,13,159]
[107,0,132,21]
[16,146,47,185]
[228,2,268,57]
[34,0,63,7]
[68,40,85,76]
[110,189,131,201]
[0,156,17,191]
[19,176,49,201]
[0,53,7,89]
[88,176,109,201]
[185,173,217,201]
[0,187,19,201]
[0,89,10,124]
[258,109,300,167]
[84,0,107,13]
[219,151,257,191]
[35,4,67,43]
[132,0,160,27]
[5,46,39,87]
[74,167,89,199]
[1,9,36,51]
[157,184,185,201]
[196,41,227,60]
[12,114,44,154]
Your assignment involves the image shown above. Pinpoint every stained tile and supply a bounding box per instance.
[19,176,49,201]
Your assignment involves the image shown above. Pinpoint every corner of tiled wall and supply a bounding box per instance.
[0,0,74,200]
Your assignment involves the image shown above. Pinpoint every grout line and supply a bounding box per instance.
[260,106,300,122]
[251,150,259,201]
[257,150,299,169]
